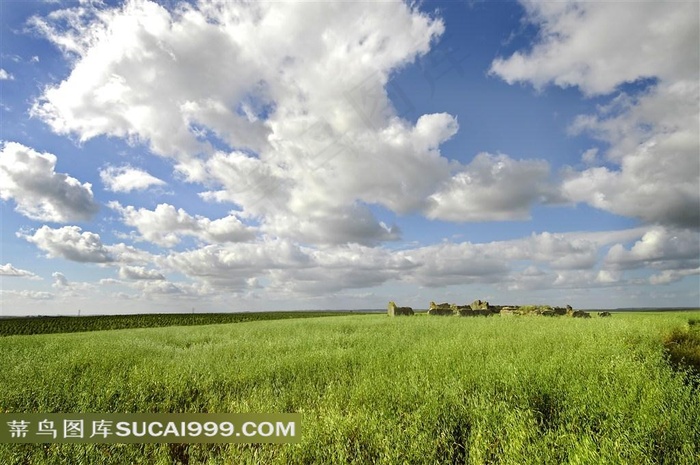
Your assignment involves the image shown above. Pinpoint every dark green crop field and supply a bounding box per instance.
[1,310,698,464]
[0,311,361,337]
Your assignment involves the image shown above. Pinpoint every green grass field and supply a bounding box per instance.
[1,311,698,464]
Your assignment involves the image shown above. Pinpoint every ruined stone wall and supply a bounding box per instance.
[387,301,414,316]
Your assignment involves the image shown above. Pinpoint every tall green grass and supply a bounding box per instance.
[1,312,698,464]
[663,317,700,376]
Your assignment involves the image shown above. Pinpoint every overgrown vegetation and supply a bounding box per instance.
[1,311,699,464]
[664,318,700,376]
[0,311,357,337]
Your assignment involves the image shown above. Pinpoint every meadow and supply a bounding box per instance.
[1,310,698,464]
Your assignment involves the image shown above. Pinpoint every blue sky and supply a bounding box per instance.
[1,0,698,315]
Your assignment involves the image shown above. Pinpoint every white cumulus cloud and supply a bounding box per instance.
[159,238,312,290]
[20,225,113,262]
[562,81,699,228]
[108,202,256,247]
[14,0,697,308]
[52,271,69,288]
[605,227,700,271]
[19,225,157,268]
[28,0,549,246]
[491,1,700,230]
[1,290,53,300]
[490,1,699,96]
[0,142,99,222]
[649,268,700,286]
[118,266,165,280]
[0,263,40,279]
[426,153,553,222]
[100,165,166,192]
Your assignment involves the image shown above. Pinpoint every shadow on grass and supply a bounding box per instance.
[663,319,700,386]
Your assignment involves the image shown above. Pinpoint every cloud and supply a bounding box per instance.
[19,225,160,266]
[158,241,411,295]
[649,268,700,286]
[595,270,622,285]
[20,225,113,262]
[49,271,97,296]
[108,202,256,247]
[105,242,157,265]
[15,221,692,302]
[18,0,698,307]
[52,271,69,287]
[29,0,277,156]
[581,148,598,165]
[426,153,553,222]
[397,228,637,288]
[100,165,166,192]
[29,0,486,245]
[268,244,416,294]
[133,280,210,298]
[504,266,552,291]
[562,81,699,228]
[260,205,401,247]
[151,226,656,294]
[399,241,507,287]
[0,263,40,279]
[503,268,627,292]
[159,239,312,289]
[29,1,442,157]
[490,1,699,96]
[194,149,407,246]
[118,265,165,280]
[498,231,600,270]
[0,69,13,80]
[28,0,586,244]
[491,1,699,229]
[0,142,99,222]
[605,227,700,271]
[26,3,104,59]
[1,290,53,300]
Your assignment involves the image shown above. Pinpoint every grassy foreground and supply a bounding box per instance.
[1,311,699,464]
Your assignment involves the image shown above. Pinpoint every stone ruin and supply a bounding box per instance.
[389,299,598,319]
[387,301,414,316]
[427,300,497,316]
[469,299,491,310]
[428,302,454,316]
[422,300,593,318]
[571,310,591,318]
[455,300,496,317]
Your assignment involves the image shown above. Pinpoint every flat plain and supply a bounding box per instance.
[1,310,698,464]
